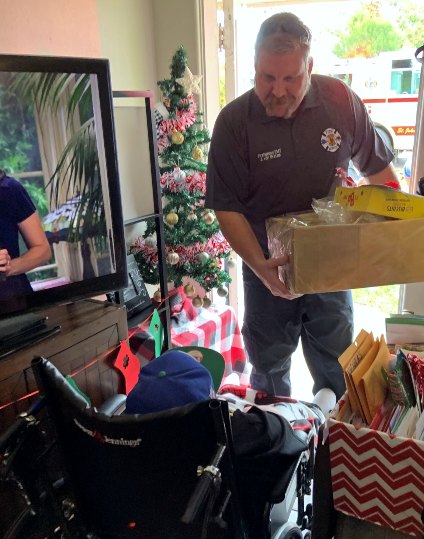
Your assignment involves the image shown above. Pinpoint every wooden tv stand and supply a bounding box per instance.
[0,299,128,430]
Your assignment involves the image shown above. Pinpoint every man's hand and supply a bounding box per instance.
[214,211,302,299]
[252,255,301,299]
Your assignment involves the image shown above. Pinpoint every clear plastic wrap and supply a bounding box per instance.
[311,197,388,225]
[266,213,314,294]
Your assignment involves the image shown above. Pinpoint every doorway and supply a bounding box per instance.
[213,0,422,399]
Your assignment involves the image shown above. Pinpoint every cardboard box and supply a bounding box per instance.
[266,213,424,294]
[334,185,424,220]
[327,417,424,537]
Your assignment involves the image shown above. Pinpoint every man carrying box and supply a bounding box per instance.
[206,12,399,400]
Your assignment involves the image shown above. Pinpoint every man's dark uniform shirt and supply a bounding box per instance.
[206,74,394,251]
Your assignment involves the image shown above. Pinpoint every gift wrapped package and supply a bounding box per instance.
[266,212,424,295]
[327,416,424,537]
[324,329,424,537]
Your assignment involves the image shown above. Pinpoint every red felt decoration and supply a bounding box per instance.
[114,340,141,394]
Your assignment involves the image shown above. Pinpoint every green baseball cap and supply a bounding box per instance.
[172,346,225,390]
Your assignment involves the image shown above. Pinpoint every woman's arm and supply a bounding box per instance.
[6,213,51,276]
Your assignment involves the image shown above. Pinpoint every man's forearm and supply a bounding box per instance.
[360,163,399,185]
[215,210,266,272]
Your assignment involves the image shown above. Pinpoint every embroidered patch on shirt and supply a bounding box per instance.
[257,148,282,162]
[321,128,341,153]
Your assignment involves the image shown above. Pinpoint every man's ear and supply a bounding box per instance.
[308,56,314,76]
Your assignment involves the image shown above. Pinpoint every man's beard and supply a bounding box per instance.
[264,95,296,118]
[264,79,311,119]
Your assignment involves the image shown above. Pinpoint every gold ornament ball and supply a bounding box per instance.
[171,130,184,145]
[202,297,212,308]
[217,285,229,297]
[191,145,204,160]
[202,211,215,225]
[165,212,179,226]
[192,295,204,308]
[184,283,196,297]
[167,252,180,265]
[153,289,162,302]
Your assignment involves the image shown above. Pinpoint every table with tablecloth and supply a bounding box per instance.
[128,289,249,385]
[170,303,248,380]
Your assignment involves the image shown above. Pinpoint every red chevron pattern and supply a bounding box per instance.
[328,419,424,537]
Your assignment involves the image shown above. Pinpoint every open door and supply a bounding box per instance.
[400,45,424,314]
[217,2,423,321]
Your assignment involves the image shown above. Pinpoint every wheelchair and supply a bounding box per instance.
[0,356,319,538]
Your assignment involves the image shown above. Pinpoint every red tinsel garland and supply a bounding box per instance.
[160,170,207,194]
[132,232,230,267]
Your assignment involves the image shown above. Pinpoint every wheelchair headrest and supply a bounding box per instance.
[126,350,215,415]
[32,356,91,412]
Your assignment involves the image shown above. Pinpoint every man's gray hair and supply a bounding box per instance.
[255,12,312,60]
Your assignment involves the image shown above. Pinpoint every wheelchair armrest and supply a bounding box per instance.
[181,443,226,525]
[97,394,127,416]
[0,398,44,452]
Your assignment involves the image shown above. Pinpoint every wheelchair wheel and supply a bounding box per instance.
[273,522,303,539]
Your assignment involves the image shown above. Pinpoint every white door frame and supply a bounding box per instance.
[401,53,424,314]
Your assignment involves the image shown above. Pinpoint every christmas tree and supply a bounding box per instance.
[130,47,231,305]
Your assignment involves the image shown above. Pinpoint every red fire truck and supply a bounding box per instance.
[324,48,420,157]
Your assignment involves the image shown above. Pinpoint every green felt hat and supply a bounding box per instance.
[172,346,225,391]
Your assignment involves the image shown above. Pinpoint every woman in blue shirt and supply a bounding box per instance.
[0,170,51,300]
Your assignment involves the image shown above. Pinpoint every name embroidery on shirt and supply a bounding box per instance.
[257,148,282,162]
[321,128,341,152]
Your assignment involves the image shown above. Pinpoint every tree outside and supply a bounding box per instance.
[332,0,423,58]
[333,12,402,58]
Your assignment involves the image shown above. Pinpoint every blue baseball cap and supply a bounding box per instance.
[126,350,215,415]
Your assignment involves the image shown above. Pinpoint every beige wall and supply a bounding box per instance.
[152,0,202,83]
[0,0,216,215]
[97,0,158,94]
[0,0,212,126]
[0,0,102,57]
[98,0,208,102]
[0,0,205,100]
[150,0,219,126]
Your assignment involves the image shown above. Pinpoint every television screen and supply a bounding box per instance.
[0,54,127,319]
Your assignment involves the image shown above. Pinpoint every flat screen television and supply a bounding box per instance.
[0,54,127,323]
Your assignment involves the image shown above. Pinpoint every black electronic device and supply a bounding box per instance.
[0,312,61,359]
[0,54,128,323]
[112,254,151,318]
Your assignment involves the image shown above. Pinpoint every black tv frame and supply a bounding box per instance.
[0,54,127,320]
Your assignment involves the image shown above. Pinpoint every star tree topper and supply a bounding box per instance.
[176,66,202,95]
